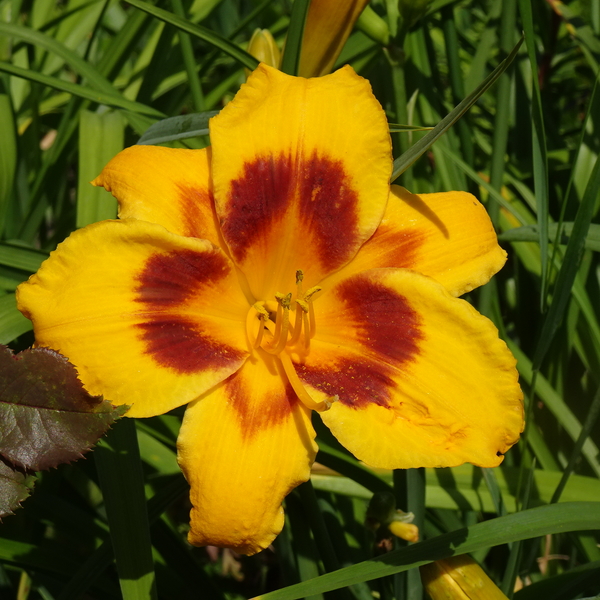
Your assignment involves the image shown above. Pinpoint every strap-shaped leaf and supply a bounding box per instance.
[137,111,219,145]
[123,0,259,70]
[254,502,600,600]
[499,223,600,252]
[391,36,523,181]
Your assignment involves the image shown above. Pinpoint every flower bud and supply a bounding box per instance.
[366,491,419,544]
[420,554,509,600]
[245,29,280,78]
[398,0,432,29]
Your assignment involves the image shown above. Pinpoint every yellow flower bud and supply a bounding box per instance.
[420,555,509,600]
[365,491,419,546]
[245,29,280,78]
[388,520,419,543]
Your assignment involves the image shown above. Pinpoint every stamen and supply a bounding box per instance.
[265,293,291,354]
[289,299,307,345]
[253,303,270,349]
[272,292,286,342]
[278,352,334,412]
[304,286,321,339]
[302,309,311,349]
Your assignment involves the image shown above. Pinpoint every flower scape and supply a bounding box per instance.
[16,64,524,555]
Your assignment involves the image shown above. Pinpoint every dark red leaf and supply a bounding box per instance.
[0,458,35,518]
[0,345,126,472]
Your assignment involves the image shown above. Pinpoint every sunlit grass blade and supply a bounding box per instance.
[550,386,600,504]
[437,144,527,224]
[0,294,32,343]
[499,223,600,251]
[0,61,163,117]
[77,110,123,227]
[280,0,311,75]
[137,111,219,145]
[94,419,157,600]
[313,465,600,513]
[0,243,47,272]
[393,468,425,600]
[388,123,432,132]
[0,85,16,237]
[56,474,188,600]
[508,340,600,477]
[391,36,523,180]
[518,0,549,312]
[481,468,507,516]
[297,481,341,573]
[0,21,126,96]
[122,0,259,71]
[170,0,205,112]
[532,149,600,371]
[487,0,516,223]
[253,503,600,600]
[501,461,535,597]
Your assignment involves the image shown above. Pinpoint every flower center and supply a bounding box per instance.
[245,270,331,411]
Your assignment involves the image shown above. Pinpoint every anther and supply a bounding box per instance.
[296,269,304,300]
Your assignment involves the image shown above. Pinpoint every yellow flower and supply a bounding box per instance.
[16,64,523,555]
[420,555,509,599]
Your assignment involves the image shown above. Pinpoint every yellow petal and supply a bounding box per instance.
[298,0,370,77]
[210,64,392,300]
[92,145,221,246]
[421,555,509,600]
[178,350,317,555]
[292,268,523,469]
[322,185,506,297]
[17,220,250,417]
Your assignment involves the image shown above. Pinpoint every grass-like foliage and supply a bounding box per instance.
[0,0,599,599]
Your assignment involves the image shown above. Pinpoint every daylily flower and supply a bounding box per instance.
[17,64,523,555]
[298,0,371,77]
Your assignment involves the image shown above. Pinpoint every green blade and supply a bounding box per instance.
[255,502,600,600]
[123,0,259,70]
[280,0,311,76]
[391,36,523,181]
[95,419,157,600]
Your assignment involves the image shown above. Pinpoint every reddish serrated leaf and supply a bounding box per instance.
[0,458,35,518]
[0,345,127,472]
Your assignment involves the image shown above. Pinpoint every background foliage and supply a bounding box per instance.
[0,0,599,598]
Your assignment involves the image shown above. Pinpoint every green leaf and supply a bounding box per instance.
[0,60,164,117]
[77,110,124,228]
[0,294,32,343]
[0,459,35,518]
[391,36,523,180]
[122,0,259,70]
[95,419,158,600]
[533,144,600,371]
[518,0,549,312]
[499,223,600,251]
[137,111,219,145]
[255,502,600,600]
[280,0,311,76]
[0,344,125,472]
[0,243,48,273]
[0,87,16,237]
